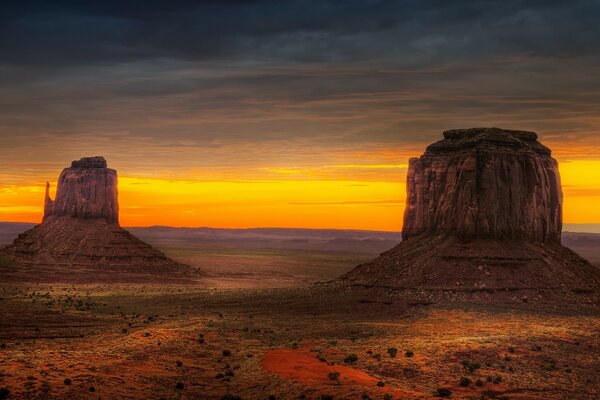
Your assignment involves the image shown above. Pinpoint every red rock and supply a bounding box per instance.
[403,128,562,242]
[339,128,600,304]
[44,156,119,223]
[0,157,199,283]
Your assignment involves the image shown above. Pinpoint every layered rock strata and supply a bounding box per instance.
[339,128,600,302]
[402,128,562,242]
[0,157,197,283]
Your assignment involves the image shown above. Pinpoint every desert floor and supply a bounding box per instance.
[0,284,598,400]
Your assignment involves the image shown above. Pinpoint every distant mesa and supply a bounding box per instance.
[0,156,198,283]
[339,128,600,303]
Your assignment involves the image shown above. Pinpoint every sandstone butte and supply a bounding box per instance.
[0,156,197,283]
[339,128,600,303]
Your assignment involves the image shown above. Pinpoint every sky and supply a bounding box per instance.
[1,0,600,230]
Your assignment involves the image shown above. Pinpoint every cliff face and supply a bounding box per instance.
[44,156,119,224]
[402,128,562,242]
[339,128,600,304]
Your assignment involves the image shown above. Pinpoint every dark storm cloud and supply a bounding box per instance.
[1,0,600,181]
[1,0,599,67]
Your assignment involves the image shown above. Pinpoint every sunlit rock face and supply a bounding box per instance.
[338,128,600,303]
[44,156,119,224]
[0,157,197,283]
[402,128,562,242]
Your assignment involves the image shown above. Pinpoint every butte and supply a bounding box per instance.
[338,128,600,304]
[0,157,198,284]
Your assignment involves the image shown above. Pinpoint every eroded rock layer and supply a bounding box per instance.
[0,157,197,283]
[338,128,600,304]
[44,156,119,223]
[403,128,562,242]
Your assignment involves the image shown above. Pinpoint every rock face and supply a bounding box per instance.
[339,128,600,304]
[0,157,198,283]
[402,128,562,242]
[44,156,118,223]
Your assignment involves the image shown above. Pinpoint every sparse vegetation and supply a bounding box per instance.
[0,388,10,399]
[405,350,414,358]
[387,347,398,358]
[459,376,471,386]
[222,349,232,356]
[343,353,358,364]
[176,382,184,390]
[328,371,340,381]
[63,378,71,385]
[436,388,452,397]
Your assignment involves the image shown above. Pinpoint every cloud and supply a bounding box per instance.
[0,0,599,188]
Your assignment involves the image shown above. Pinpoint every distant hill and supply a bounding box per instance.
[1,222,599,265]
[0,222,403,254]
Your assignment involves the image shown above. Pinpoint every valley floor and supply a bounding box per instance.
[0,286,598,400]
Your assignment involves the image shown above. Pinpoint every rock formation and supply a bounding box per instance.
[0,157,198,283]
[339,128,600,303]
[403,128,562,242]
[44,156,118,223]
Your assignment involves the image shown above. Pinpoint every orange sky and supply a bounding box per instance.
[1,159,598,231]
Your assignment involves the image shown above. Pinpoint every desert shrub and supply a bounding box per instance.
[268,396,276,400]
[436,388,452,397]
[0,388,10,399]
[320,395,334,400]
[198,337,205,344]
[405,350,414,358]
[461,360,480,372]
[387,347,398,358]
[63,378,71,385]
[459,377,471,386]
[384,395,393,400]
[493,375,502,384]
[316,354,327,362]
[508,347,515,353]
[215,373,224,379]
[121,328,128,334]
[475,378,483,386]
[291,341,298,349]
[176,382,184,390]
[486,375,493,382]
[221,395,242,400]
[328,372,340,381]
[343,353,358,364]
[89,386,95,392]
[225,370,234,377]
[222,349,232,356]
[376,381,385,387]
[531,345,542,351]
[142,332,151,337]
[366,350,372,355]
[176,360,183,367]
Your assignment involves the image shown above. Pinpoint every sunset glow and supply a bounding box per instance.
[1,158,598,230]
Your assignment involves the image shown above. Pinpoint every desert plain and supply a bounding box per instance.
[1,228,599,400]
